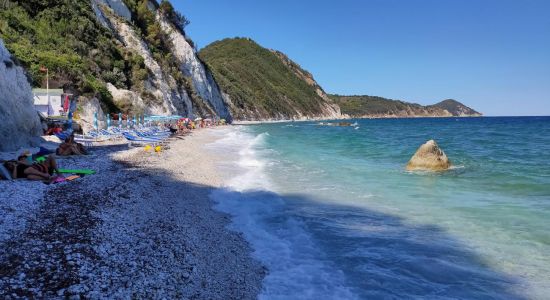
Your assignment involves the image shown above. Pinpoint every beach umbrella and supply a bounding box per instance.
[133,115,137,127]
[94,112,98,131]
[107,114,111,129]
[118,113,122,128]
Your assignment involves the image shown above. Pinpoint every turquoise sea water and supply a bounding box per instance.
[208,117,550,299]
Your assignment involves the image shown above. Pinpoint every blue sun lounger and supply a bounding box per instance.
[122,132,169,146]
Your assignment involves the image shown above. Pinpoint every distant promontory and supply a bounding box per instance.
[330,95,482,118]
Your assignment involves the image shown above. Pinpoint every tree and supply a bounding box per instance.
[158,0,190,33]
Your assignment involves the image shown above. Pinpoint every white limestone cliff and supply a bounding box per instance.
[90,0,335,123]
[156,13,231,120]
[99,7,192,116]
[78,97,106,134]
[0,40,43,151]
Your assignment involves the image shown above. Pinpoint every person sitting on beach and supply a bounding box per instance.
[169,124,178,134]
[56,134,88,156]
[178,123,191,134]
[3,154,60,182]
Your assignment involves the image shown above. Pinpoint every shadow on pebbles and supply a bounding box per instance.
[0,143,266,299]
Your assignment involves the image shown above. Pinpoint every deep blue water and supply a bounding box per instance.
[209,117,550,299]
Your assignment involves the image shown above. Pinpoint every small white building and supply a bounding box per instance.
[32,89,64,117]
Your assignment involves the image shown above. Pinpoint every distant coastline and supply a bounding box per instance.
[232,115,484,125]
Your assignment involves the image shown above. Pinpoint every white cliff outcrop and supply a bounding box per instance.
[90,0,341,123]
[98,6,192,116]
[156,14,231,120]
[91,0,228,120]
[94,0,231,120]
[78,97,107,134]
[0,40,42,151]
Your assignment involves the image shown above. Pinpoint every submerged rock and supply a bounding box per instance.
[406,140,451,171]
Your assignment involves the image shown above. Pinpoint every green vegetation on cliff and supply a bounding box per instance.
[429,99,481,116]
[0,0,192,113]
[332,95,424,116]
[0,0,128,111]
[331,94,481,117]
[199,38,337,120]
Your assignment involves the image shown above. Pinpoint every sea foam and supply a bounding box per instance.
[208,126,358,300]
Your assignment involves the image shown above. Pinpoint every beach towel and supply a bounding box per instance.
[65,175,80,181]
[58,169,96,175]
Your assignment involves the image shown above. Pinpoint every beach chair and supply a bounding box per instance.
[122,132,169,147]
[55,131,71,141]
[135,130,170,139]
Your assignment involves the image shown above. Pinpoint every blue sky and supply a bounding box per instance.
[174,0,550,116]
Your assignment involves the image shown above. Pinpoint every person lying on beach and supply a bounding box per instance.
[3,154,60,182]
[56,134,88,156]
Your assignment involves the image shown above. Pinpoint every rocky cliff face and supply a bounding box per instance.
[94,2,190,116]
[2,0,231,138]
[0,40,42,151]
[92,0,228,122]
[78,96,108,134]
[199,38,342,121]
[155,13,231,120]
[271,50,341,120]
[1,0,482,134]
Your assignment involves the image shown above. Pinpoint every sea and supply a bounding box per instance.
[207,117,550,300]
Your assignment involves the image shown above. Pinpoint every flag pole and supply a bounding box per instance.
[46,68,49,109]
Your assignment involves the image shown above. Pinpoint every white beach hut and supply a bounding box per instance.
[32,88,64,117]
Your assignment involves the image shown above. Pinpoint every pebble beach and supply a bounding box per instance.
[0,128,265,299]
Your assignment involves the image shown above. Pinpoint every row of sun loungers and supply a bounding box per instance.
[56,127,173,147]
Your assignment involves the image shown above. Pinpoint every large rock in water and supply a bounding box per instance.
[406,140,451,171]
[0,39,42,151]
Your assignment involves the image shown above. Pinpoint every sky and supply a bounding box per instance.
[174,0,550,116]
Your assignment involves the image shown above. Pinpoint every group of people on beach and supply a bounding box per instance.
[1,133,87,183]
[2,116,226,183]
[163,118,225,135]
[3,154,60,182]
[57,134,88,156]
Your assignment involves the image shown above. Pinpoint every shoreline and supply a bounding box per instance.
[0,128,265,298]
[231,115,484,125]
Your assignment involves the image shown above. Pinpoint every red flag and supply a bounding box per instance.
[39,66,48,72]
[63,95,70,112]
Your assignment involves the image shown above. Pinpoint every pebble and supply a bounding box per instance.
[0,131,265,298]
